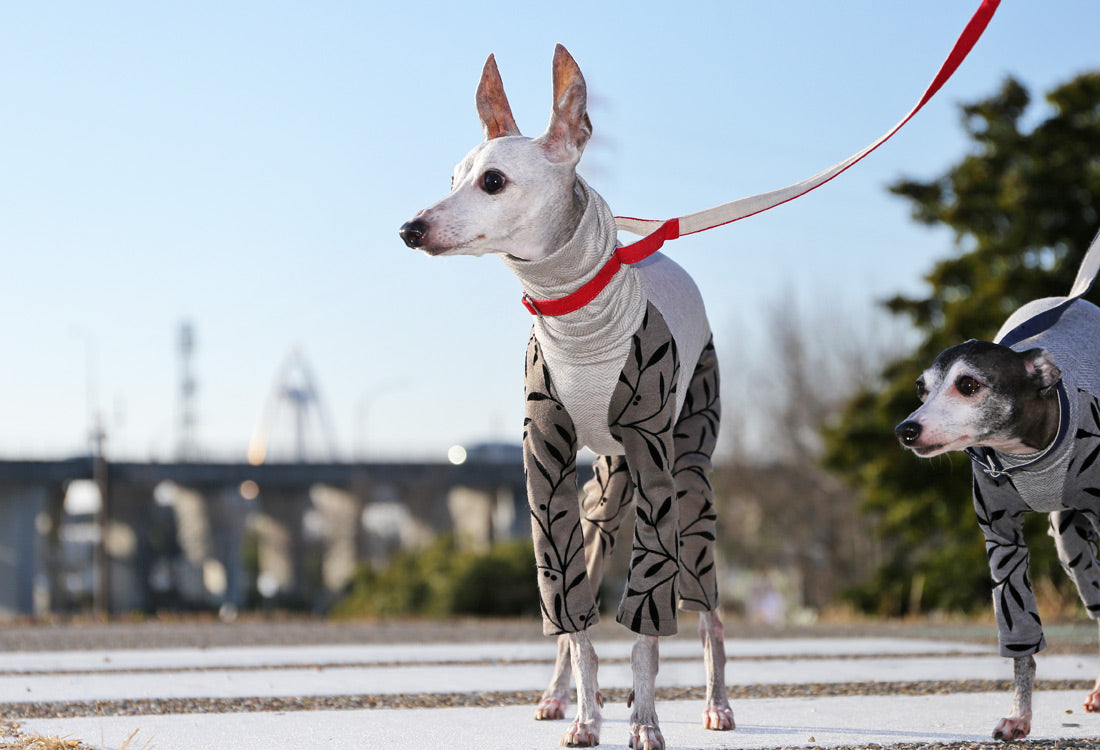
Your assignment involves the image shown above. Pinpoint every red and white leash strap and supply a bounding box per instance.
[522,0,1002,317]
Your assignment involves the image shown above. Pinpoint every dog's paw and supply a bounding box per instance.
[536,696,567,721]
[992,715,1031,741]
[702,704,735,731]
[1085,689,1100,713]
[628,725,665,750]
[560,718,600,747]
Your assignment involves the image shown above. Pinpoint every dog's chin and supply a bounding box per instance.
[907,435,974,458]
[417,238,492,258]
[909,443,949,458]
[418,245,455,257]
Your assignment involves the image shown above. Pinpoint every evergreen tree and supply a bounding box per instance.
[823,72,1100,615]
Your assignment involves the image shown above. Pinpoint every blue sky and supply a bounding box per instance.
[2,1,1098,461]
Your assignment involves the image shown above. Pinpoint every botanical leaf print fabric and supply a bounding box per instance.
[523,303,720,637]
[973,388,1100,657]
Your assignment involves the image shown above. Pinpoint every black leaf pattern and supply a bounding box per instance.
[646,341,671,369]
[644,559,668,578]
[1080,443,1100,475]
[567,571,586,594]
[655,496,672,524]
[544,439,564,466]
[526,303,721,638]
[644,435,664,468]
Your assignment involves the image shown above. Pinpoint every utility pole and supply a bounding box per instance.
[91,413,110,618]
[178,321,198,461]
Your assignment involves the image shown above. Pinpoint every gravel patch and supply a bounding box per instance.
[0,679,1090,719]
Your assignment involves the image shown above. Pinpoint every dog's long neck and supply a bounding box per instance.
[1008,394,1062,454]
[502,177,647,359]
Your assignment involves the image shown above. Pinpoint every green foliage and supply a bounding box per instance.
[331,536,541,618]
[824,72,1100,615]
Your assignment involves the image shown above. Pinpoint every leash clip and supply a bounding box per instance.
[522,292,543,317]
[966,447,1011,485]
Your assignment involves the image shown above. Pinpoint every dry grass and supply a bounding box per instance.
[0,722,86,750]
[0,722,150,750]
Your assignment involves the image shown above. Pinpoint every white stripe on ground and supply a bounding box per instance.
[1,653,1095,703]
[0,637,990,673]
[18,690,1100,750]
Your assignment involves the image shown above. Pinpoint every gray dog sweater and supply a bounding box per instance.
[971,298,1100,656]
[502,177,710,456]
[507,177,720,637]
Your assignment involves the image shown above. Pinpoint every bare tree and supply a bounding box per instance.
[715,287,908,614]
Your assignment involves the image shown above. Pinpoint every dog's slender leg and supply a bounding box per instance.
[993,655,1035,740]
[536,634,572,721]
[608,307,682,637]
[523,333,598,636]
[1048,510,1100,713]
[561,629,602,747]
[666,339,731,730]
[699,609,734,730]
[1087,620,1100,713]
[1084,620,1100,714]
[627,634,664,750]
[581,455,634,598]
[1086,619,1100,714]
[537,456,632,722]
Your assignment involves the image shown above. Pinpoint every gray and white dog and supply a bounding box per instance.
[897,295,1100,740]
[400,46,732,749]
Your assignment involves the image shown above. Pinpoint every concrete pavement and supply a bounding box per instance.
[3,625,1100,749]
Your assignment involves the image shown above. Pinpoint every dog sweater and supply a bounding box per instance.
[502,177,711,456]
[971,298,1100,656]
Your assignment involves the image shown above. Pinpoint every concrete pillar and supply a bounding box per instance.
[0,485,46,618]
[39,484,66,615]
[165,483,249,610]
[206,486,249,609]
[107,482,163,613]
[447,485,519,551]
[309,484,363,603]
[255,488,310,606]
[447,486,496,551]
[169,484,213,605]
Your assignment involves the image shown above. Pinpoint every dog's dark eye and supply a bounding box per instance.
[915,378,928,401]
[481,170,507,195]
[956,375,982,397]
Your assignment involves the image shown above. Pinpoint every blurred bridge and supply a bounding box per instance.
[0,456,527,619]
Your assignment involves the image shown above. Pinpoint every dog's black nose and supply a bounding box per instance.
[895,420,922,446]
[399,218,428,249]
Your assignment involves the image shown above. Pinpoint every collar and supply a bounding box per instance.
[521,218,679,317]
[965,380,1071,484]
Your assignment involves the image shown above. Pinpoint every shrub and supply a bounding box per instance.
[332,536,539,618]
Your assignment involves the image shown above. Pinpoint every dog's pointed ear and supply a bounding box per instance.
[538,44,592,165]
[1021,348,1062,395]
[476,54,521,140]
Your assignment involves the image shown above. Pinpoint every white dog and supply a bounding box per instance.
[400,45,732,749]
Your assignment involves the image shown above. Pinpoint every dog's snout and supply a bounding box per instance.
[399,218,428,249]
[895,420,922,446]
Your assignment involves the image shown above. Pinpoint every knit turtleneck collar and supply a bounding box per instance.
[501,177,646,362]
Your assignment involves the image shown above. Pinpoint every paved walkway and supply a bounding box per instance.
[2,622,1100,749]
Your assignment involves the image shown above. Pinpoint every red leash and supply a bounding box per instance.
[523,0,1001,317]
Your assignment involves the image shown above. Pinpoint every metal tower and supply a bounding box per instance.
[248,347,339,464]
